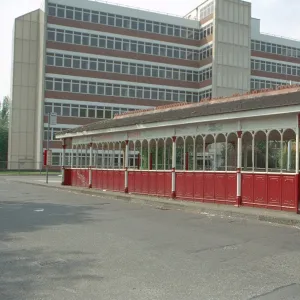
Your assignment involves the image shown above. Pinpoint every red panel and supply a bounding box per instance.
[141,172,149,194]
[253,174,267,206]
[204,173,215,202]
[98,170,103,189]
[185,173,194,199]
[128,171,134,193]
[91,170,98,188]
[107,170,114,191]
[242,174,254,206]
[157,172,165,196]
[149,172,157,195]
[119,171,125,192]
[135,171,142,194]
[164,172,172,197]
[176,172,185,198]
[282,175,297,209]
[64,168,72,185]
[267,175,281,208]
[194,172,204,201]
[215,173,226,202]
[71,169,77,186]
[75,169,89,187]
[102,170,108,189]
[226,174,236,204]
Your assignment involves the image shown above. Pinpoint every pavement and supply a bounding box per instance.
[1,176,300,299]
[4,175,300,227]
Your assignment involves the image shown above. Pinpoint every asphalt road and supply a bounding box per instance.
[1,178,300,300]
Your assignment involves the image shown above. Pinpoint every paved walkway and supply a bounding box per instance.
[4,175,300,227]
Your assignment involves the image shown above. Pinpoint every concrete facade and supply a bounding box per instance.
[8,0,300,169]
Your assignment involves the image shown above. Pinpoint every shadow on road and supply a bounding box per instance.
[0,200,103,299]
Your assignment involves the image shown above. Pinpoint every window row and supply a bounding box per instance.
[186,2,214,21]
[251,59,300,77]
[47,28,213,61]
[251,40,300,59]
[45,77,212,102]
[48,2,213,41]
[250,78,291,91]
[46,52,213,83]
[44,102,137,119]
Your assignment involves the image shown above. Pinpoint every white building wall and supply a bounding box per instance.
[212,0,251,98]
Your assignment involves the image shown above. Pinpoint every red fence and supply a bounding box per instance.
[176,172,236,204]
[128,171,171,197]
[242,173,298,212]
[92,169,124,192]
[64,168,299,213]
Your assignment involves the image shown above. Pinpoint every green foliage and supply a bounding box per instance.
[0,96,9,164]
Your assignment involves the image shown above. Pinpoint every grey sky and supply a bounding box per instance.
[0,0,299,101]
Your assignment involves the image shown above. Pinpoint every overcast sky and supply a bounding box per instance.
[0,0,299,101]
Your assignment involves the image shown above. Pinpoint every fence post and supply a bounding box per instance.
[172,136,176,199]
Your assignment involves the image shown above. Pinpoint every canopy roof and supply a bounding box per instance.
[56,86,300,139]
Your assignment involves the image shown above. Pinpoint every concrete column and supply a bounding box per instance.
[225,136,228,172]
[266,132,269,172]
[236,131,242,206]
[102,144,105,169]
[280,133,283,173]
[61,140,66,185]
[148,141,151,170]
[183,138,186,170]
[193,138,196,171]
[71,147,74,168]
[163,139,166,170]
[125,140,129,193]
[213,136,217,171]
[76,147,79,168]
[133,143,136,169]
[171,136,176,198]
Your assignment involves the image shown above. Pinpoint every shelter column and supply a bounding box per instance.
[125,140,129,193]
[236,131,242,206]
[61,139,66,185]
[76,146,79,168]
[296,115,300,213]
[88,143,93,188]
[172,136,176,198]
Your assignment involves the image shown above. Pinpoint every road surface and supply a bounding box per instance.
[1,177,300,300]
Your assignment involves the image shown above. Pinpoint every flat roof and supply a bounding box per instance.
[56,86,300,139]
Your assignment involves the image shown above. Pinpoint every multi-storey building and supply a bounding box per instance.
[8,0,300,169]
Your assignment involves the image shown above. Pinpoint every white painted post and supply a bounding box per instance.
[213,135,217,171]
[203,138,206,171]
[61,140,66,185]
[193,137,196,171]
[125,140,129,193]
[71,147,73,168]
[252,133,255,172]
[112,143,115,169]
[287,140,292,171]
[76,146,79,168]
[280,133,283,173]
[266,132,269,172]
[155,140,158,170]
[88,143,93,188]
[163,139,166,170]
[225,135,228,172]
[171,136,176,198]
[102,143,105,169]
[148,141,151,170]
[236,131,242,206]
[133,142,136,169]
[183,137,186,170]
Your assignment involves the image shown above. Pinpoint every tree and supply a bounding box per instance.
[0,96,9,167]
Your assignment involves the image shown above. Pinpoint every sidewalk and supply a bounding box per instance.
[5,175,300,227]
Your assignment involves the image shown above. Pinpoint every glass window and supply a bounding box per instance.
[153,22,159,33]
[81,58,88,69]
[167,25,174,36]
[62,104,70,116]
[99,36,106,48]
[114,85,120,96]
[106,84,112,95]
[166,68,172,79]
[167,46,173,58]
[57,5,65,18]
[115,39,122,50]
[90,58,97,70]
[97,83,104,95]
[72,81,80,93]
[107,38,114,49]
[151,89,158,100]
[54,104,61,115]
[63,79,71,92]
[152,66,158,77]
[83,9,90,22]
[80,81,88,93]
[89,83,96,94]
[138,42,144,53]
[73,56,80,68]
[159,89,165,100]
[98,60,105,71]
[173,69,179,80]
[114,62,121,73]
[121,86,128,97]
[146,21,152,32]
[122,62,129,74]
[153,44,159,55]
[106,61,113,72]
[75,8,82,21]
[138,19,145,31]
[88,106,96,118]
[47,54,54,65]
[82,34,89,46]
[97,108,104,118]
[105,108,111,119]
[91,11,99,23]
[47,29,55,41]
[131,41,137,52]
[145,66,151,77]
[56,29,64,42]
[66,6,73,19]
[131,18,138,30]
[108,14,115,26]
[100,13,107,24]
[91,34,98,47]
[160,24,167,34]
[80,106,87,117]
[45,104,52,114]
[116,16,122,27]
[174,26,180,37]
[144,88,150,99]
[130,64,136,75]
[48,4,56,16]
[65,31,73,43]
[145,43,152,54]
[64,55,72,67]
[55,54,63,67]
[136,88,143,98]
[137,65,143,75]
[54,79,62,91]
[74,33,81,44]
[129,88,135,97]
[166,90,172,101]
[123,17,130,28]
